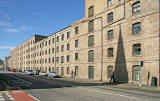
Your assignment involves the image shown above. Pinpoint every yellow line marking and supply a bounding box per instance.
[0,91,7,94]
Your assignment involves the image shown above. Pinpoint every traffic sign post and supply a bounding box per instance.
[139,61,143,87]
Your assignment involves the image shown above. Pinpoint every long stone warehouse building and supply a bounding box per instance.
[10,0,160,86]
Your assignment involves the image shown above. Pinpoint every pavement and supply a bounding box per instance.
[61,76,160,92]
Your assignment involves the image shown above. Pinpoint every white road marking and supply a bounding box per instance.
[28,94,40,101]
[8,75,32,86]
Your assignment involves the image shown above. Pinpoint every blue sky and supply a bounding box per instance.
[0,0,85,60]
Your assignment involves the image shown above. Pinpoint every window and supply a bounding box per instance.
[75,66,78,76]
[61,67,64,76]
[132,1,140,14]
[108,12,113,23]
[75,27,79,34]
[75,53,79,60]
[133,44,141,56]
[108,30,114,40]
[67,67,70,75]
[88,6,94,18]
[67,32,70,39]
[61,45,64,52]
[107,66,113,78]
[49,40,51,45]
[67,55,70,62]
[88,50,94,62]
[52,57,54,63]
[133,65,140,81]
[75,39,79,48]
[56,57,59,63]
[133,22,141,35]
[48,48,51,54]
[45,50,47,55]
[52,38,55,44]
[61,56,64,63]
[108,48,114,57]
[52,48,54,54]
[88,35,94,47]
[56,46,59,53]
[107,0,113,7]
[56,67,59,74]
[45,58,47,63]
[88,20,94,32]
[57,36,59,42]
[45,41,47,46]
[48,58,51,63]
[67,43,70,51]
[61,34,64,41]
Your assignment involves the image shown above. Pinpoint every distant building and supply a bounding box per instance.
[4,56,11,69]
[10,0,160,86]
[0,59,4,68]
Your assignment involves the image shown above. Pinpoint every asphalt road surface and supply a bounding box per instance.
[0,73,160,101]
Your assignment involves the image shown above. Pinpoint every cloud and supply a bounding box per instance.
[0,21,12,27]
[19,25,28,31]
[4,28,19,33]
[0,46,15,50]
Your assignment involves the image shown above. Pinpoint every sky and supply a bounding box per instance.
[0,0,85,60]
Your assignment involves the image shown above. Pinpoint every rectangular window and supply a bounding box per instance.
[75,53,79,60]
[56,57,59,63]
[75,66,78,76]
[61,34,64,41]
[107,0,113,7]
[133,22,141,35]
[88,50,94,62]
[108,48,114,57]
[67,32,70,39]
[52,57,54,63]
[48,58,51,63]
[133,44,141,56]
[75,39,79,48]
[108,12,113,23]
[49,40,51,45]
[67,43,70,51]
[88,6,94,18]
[67,67,70,75]
[61,45,64,52]
[108,30,114,40]
[75,27,79,34]
[52,38,55,44]
[48,49,51,54]
[67,55,70,62]
[61,56,64,63]
[56,46,59,53]
[52,48,54,54]
[88,20,94,32]
[45,41,47,46]
[88,35,94,47]
[57,36,59,42]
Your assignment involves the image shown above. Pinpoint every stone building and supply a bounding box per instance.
[10,0,160,86]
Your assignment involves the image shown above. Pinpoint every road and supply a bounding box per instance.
[0,72,160,101]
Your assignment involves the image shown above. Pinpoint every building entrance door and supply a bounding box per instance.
[88,66,94,79]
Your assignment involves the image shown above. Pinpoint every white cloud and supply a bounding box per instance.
[0,46,15,50]
[19,25,28,31]
[4,28,19,33]
[0,21,12,27]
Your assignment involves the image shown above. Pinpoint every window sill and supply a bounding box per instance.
[132,12,141,16]
[133,55,142,57]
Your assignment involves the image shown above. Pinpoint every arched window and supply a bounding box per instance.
[88,6,94,17]
[132,1,140,14]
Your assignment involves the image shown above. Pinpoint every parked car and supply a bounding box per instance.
[48,71,61,78]
[10,69,16,72]
[33,70,40,75]
[25,70,34,75]
[16,69,22,72]
[39,72,47,76]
